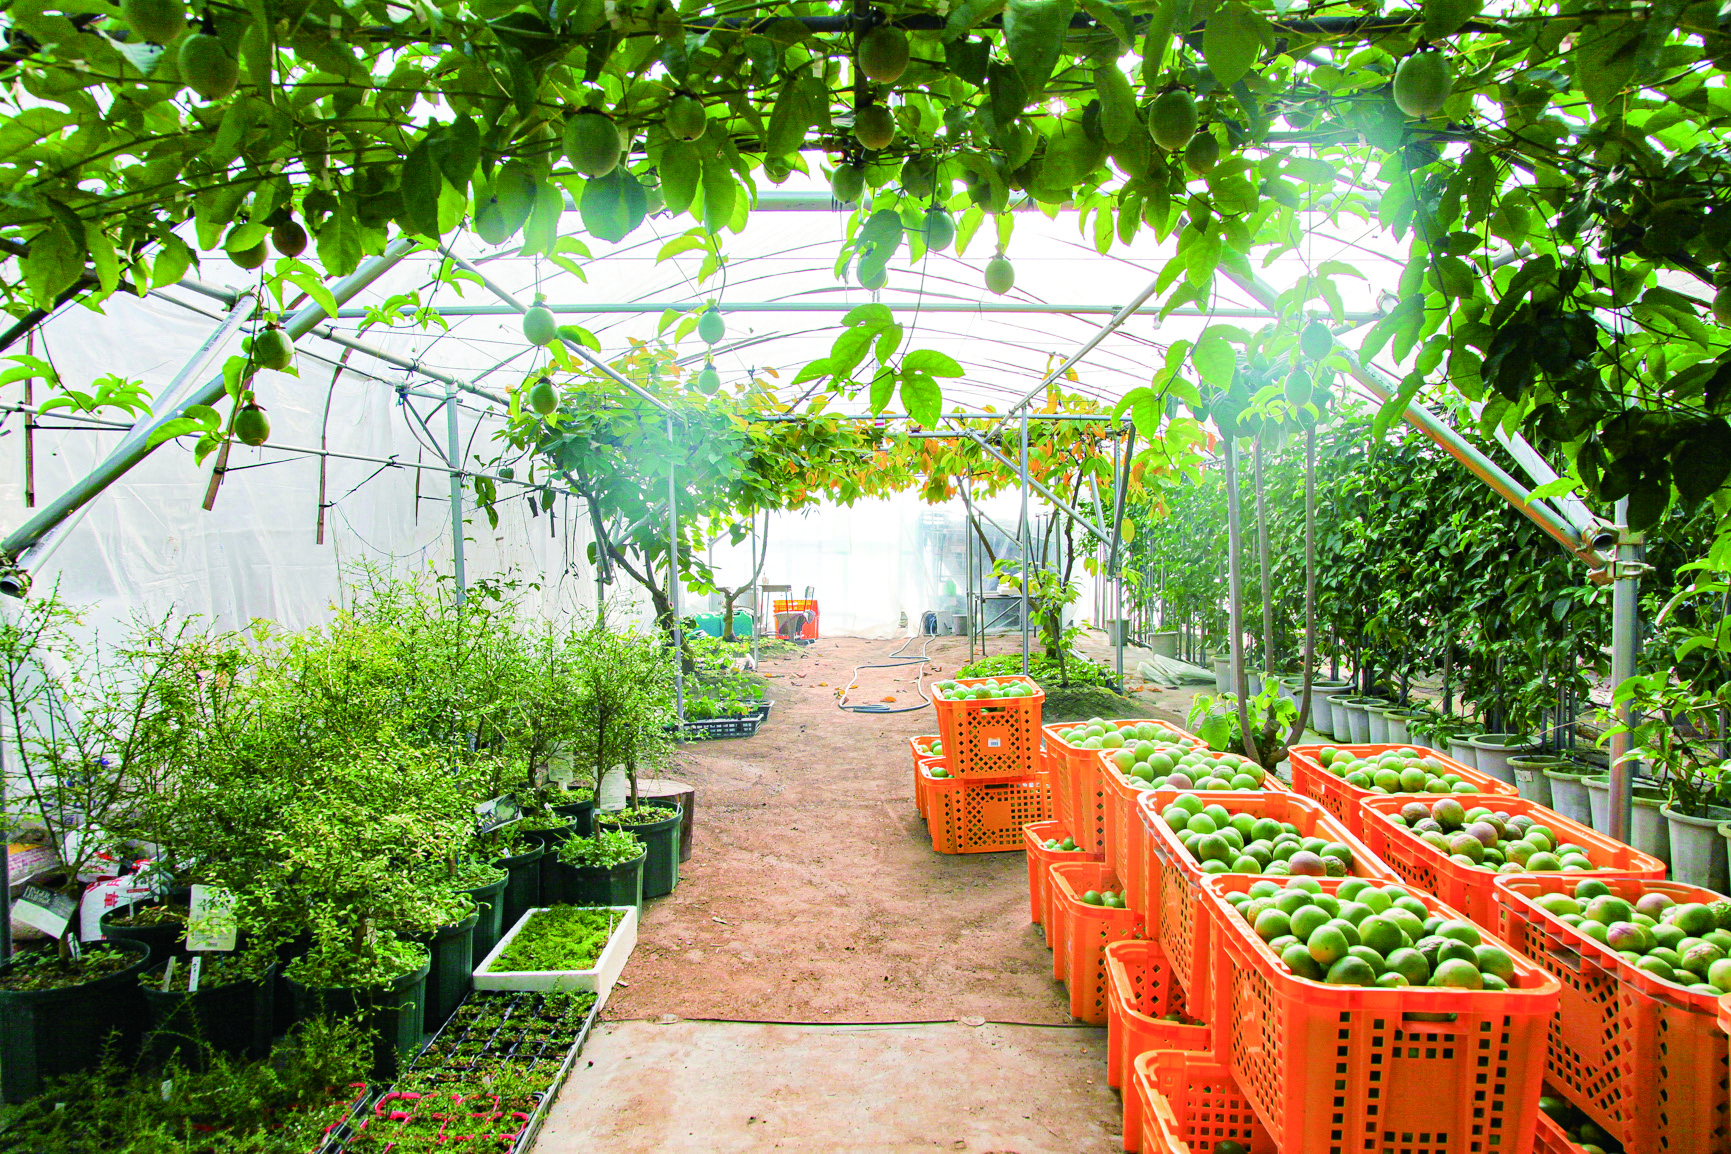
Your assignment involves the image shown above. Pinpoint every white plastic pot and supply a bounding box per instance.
[1367,705,1392,744]
[1544,767,1594,827]
[1149,632,1178,659]
[1582,776,1672,864]
[1338,697,1385,745]
[1508,756,1567,807]
[1213,655,1232,695]
[1466,734,1539,786]
[1662,803,1730,890]
[1448,738,1480,769]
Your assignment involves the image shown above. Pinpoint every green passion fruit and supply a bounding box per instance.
[1148,89,1198,152]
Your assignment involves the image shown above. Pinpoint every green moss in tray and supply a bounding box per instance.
[486,907,618,973]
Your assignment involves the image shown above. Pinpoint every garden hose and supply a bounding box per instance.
[837,633,937,714]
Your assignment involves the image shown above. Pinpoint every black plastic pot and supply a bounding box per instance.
[550,850,646,909]
[271,931,312,1035]
[491,842,546,935]
[286,952,430,1080]
[457,871,508,964]
[99,895,190,961]
[410,912,477,1034]
[142,960,276,1067]
[551,794,595,836]
[0,939,152,1103]
[526,821,580,907]
[596,804,682,898]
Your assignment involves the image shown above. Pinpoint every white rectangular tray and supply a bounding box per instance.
[472,905,637,1011]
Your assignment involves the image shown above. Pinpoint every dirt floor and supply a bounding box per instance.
[601,634,1192,1024]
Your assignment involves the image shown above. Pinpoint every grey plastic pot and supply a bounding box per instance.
[1466,734,1540,786]
[1544,766,1595,826]
[1366,704,1395,744]
[1448,738,1481,769]
[1338,697,1386,745]
[1662,803,1731,891]
[1582,776,1671,863]
[1326,695,1354,742]
[1248,671,1265,697]
[1377,709,1433,743]
[1212,656,1232,695]
[1507,756,1569,806]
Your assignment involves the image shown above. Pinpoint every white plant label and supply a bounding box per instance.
[185,885,238,952]
[13,885,77,939]
[598,765,628,812]
[474,794,523,836]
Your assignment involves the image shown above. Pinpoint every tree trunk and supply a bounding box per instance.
[1289,425,1318,745]
[1222,440,1261,766]
[1253,435,1275,678]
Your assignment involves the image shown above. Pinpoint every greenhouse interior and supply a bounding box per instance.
[0,0,1727,1150]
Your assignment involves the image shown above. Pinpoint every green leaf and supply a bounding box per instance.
[521,179,562,255]
[23,223,81,309]
[1192,332,1236,387]
[580,169,649,243]
[791,358,834,385]
[764,80,811,159]
[1372,371,1426,439]
[1095,65,1138,144]
[901,372,942,427]
[1078,0,1133,49]
[1140,0,1188,85]
[1577,19,1643,111]
[1003,0,1074,96]
[400,140,444,239]
[870,367,897,413]
[1202,1,1261,88]
[844,303,894,328]
[700,153,737,234]
[433,116,481,190]
[903,349,965,377]
[876,324,904,364]
[1422,0,1482,40]
[659,142,701,216]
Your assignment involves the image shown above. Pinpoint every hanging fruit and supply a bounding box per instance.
[252,325,293,371]
[923,209,955,253]
[697,308,725,345]
[856,25,910,84]
[233,395,270,446]
[121,0,184,43]
[178,33,238,101]
[271,219,307,257]
[523,295,557,346]
[528,375,559,415]
[231,241,267,270]
[1393,51,1453,118]
[854,105,896,151]
[696,362,721,394]
[666,94,707,141]
[1184,133,1221,175]
[1300,321,1334,361]
[984,254,1015,295]
[564,111,622,178]
[1148,90,1198,152]
[831,163,866,203]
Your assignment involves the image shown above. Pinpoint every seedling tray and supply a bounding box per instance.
[473,906,637,1008]
[676,700,770,741]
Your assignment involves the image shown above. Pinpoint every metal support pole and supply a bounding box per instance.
[445,381,466,604]
[1019,412,1031,675]
[668,415,685,720]
[1608,499,1643,844]
[0,742,10,961]
[0,237,418,594]
[952,425,1112,541]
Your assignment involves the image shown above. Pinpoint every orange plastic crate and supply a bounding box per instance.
[1202,873,1561,1154]
[1022,820,1098,934]
[1533,1109,1587,1154]
[1100,743,1290,919]
[771,597,819,639]
[922,766,1046,853]
[1133,1050,1275,1154]
[1360,794,1667,929]
[1140,788,1397,1014]
[933,675,1044,777]
[1288,742,1518,837]
[1050,861,1144,1023]
[1107,941,1211,1152]
[910,735,945,816]
[1493,874,1731,1154]
[1043,719,1192,855]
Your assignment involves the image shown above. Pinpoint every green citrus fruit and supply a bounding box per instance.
[1148,89,1198,152]
[122,0,184,43]
[923,209,955,252]
[856,25,910,83]
[1393,51,1454,118]
[695,363,721,394]
[271,221,307,257]
[901,155,936,200]
[564,112,622,178]
[179,33,238,101]
[1714,285,1731,326]
[1300,320,1333,360]
[854,104,896,151]
[231,241,267,270]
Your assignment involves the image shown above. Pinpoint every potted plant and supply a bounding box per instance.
[1465,732,1542,785]
[138,948,277,1068]
[552,828,647,909]
[473,904,637,1008]
[1604,673,1730,889]
[594,803,683,898]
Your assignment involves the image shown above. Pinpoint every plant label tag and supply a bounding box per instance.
[474,794,523,837]
[987,738,1002,748]
[548,762,575,785]
[598,766,628,812]
[81,876,154,942]
[13,885,77,939]
[161,957,177,992]
[187,955,202,993]
[185,885,238,952]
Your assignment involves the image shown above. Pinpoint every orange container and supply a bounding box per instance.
[1360,794,1667,928]
[771,597,819,639]
[1492,874,1731,1154]
[1288,742,1518,837]
[921,766,1047,854]
[1533,1109,1587,1154]
[909,736,945,817]
[1022,820,1098,933]
[1106,941,1211,1152]
[1132,1050,1275,1154]
[1044,719,1197,856]
[933,675,1044,777]
[1139,788,1397,1013]
[1205,872,1561,1154]
[1050,861,1143,1023]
